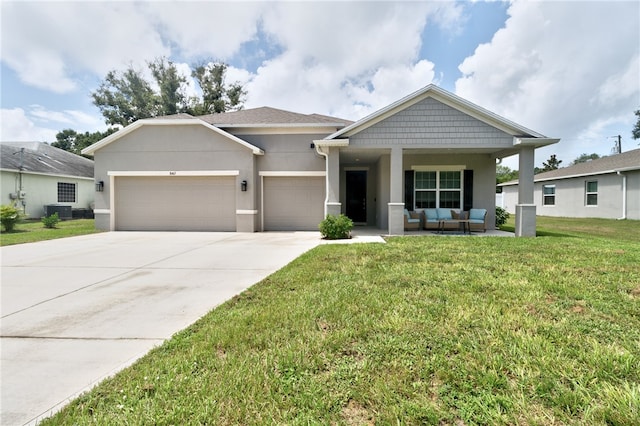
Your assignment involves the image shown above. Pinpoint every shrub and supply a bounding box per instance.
[495,206,510,227]
[1,204,22,232]
[42,212,60,229]
[319,214,353,240]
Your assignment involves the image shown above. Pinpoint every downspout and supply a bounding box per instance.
[315,144,329,217]
[617,171,627,220]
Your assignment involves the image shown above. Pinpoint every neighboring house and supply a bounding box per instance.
[1,142,95,219]
[82,84,558,236]
[499,148,640,220]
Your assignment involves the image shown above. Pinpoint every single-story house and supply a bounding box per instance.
[82,84,559,236]
[1,142,95,219]
[499,148,640,220]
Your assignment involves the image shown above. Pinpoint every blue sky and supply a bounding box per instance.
[1,1,638,170]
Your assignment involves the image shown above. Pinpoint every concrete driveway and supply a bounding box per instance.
[1,231,323,425]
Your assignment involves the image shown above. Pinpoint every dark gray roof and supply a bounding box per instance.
[198,107,353,127]
[501,148,640,186]
[1,142,94,178]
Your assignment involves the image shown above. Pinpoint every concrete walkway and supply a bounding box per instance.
[1,232,325,425]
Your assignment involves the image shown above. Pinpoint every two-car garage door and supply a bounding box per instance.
[115,176,236,231]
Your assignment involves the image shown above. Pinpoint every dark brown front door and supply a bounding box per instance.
[346,170,367,223]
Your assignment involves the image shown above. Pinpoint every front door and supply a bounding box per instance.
[346,170,367,223]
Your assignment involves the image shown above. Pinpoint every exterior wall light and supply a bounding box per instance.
[95,180,104,192]
[241,180,248,192]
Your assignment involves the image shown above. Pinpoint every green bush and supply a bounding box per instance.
[495,206,510,227]
[42,212,60,229]
[318,214,353,240]
[1,204,21,232]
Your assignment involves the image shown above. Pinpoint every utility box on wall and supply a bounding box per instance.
[44,204,72,220]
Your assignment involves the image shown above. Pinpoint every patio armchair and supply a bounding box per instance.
[468,208,487,232]
[404,209,421,231]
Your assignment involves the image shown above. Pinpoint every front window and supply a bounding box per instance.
[57,182,76,203]
[415,170,461,209]
[543,184,555,206]
[585,181,598,206]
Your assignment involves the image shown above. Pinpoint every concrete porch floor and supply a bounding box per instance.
[349,226,514,239]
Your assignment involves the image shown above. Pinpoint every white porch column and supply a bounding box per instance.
[325,147,341,216]
[388,147,404,235]
[516,146,536,237]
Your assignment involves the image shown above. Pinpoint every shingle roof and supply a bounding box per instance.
[1,142,94,178]
[500,148,640,185]
[199,107,353,127]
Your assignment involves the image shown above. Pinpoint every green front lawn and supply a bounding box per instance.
[0,219,101,246]
[501,215,640,242]
[42,218,640,425]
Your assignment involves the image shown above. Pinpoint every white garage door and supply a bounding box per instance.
[115,176,236,231]
[263,176,325,231]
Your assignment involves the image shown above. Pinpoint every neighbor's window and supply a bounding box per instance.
[585,180,598,206]
[415,170,461,209]
[542,184,555,206]
[57,182,76,203]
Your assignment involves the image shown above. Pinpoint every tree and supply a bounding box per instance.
[51,128,117,155]
[540,154,562,173]
[633,109,640,141]
[571,153,601,165]
[91,58,245,127]
[148,57,188,117]
[496,165,518,193]
[92,68,159,127]
[189,62,246,115]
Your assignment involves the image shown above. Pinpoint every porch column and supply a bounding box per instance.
[325,147,341,216]
[516,146,536,237]
[388,147,404,235]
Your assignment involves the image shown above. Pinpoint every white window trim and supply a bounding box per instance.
[542,184,556,206]
[413,168,464,210]
[585,180,598,206]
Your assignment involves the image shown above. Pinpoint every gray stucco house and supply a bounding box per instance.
[82,84,558,236]
[1,142,95,219]
[499,148,640,220]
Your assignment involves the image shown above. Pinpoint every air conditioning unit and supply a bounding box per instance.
[44,205,72,220]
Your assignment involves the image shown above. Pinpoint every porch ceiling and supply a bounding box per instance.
[338,147,513,164]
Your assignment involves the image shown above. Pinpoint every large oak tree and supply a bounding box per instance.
[91,58,246,127]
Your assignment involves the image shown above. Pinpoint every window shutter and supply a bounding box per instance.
[405,170,414,210]
[463,169,473,211]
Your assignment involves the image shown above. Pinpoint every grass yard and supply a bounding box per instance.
[501,215,640,242]
[0,219,101,246]
[41,218,639,425]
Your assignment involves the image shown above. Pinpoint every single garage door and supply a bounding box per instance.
[263,176,325,231]
[115,176,236,231]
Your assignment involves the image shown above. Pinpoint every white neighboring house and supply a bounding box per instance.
[1,142,95,219]
[499,148,640,220]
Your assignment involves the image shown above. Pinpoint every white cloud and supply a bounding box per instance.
[244,2,456,119]
[455,0,640,165]
[2,0,463,122]
[143,2,266,59]
[0,108,57,142]
[2,2,168,93]
[0,106,105,142]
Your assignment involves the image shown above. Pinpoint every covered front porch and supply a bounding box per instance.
[313,85,559,237]
[317,144,547,237]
